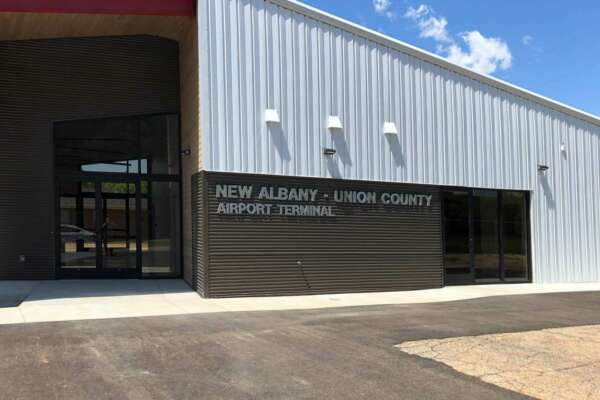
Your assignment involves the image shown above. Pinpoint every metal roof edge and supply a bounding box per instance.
[268,0,600,128]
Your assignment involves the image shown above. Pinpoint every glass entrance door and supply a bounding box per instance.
[58,179,140,278]
[58,181,98,271]
[100,182,139,273]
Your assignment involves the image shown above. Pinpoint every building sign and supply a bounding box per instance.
[214,184,433,217]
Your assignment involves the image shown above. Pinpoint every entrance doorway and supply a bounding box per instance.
[442,189,531,284]
[58,179,140,277]
[54,114,182,278]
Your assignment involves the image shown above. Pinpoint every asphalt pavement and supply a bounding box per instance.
[2,291,600,400]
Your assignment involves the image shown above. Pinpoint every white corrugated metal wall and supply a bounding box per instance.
[198,0,600,283]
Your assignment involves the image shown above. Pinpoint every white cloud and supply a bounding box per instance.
[404,5,451,43]
[522,35,533,46]
[373,0,391,13]
[447,31,512,74]
[373,0,395,20]
[404,4,429,19]
[404,4,513,75]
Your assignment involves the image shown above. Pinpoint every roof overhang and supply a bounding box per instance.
[0,0,195,16]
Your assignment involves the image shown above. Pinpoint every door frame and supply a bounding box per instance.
[55,173,142,279]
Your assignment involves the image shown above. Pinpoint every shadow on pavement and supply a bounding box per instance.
[0,279,193,303]
[0,295,25,308]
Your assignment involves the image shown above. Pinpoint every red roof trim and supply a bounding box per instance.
[0,0,195,16]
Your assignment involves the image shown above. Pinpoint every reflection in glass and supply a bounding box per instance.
[140,115,180,175]
[59,181,97,269]
[81,181,95,193]
[54,117,139,175]
[503,192,528,280]
[101,183,137,270]
[101,182,136,194]
[55,114,181,277]
[54,114,178,177]
[443,191,471,275]
[82,159,144,174]
[473,190,500,280]
[141,181,181,276]
[442,189,529,284]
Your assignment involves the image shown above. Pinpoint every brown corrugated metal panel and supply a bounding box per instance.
[0,35,179,279]
[189,172,207,295]
[179,24,200,286]
[196,172,443,298]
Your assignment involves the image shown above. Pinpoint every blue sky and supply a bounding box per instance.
[301,0,600,116]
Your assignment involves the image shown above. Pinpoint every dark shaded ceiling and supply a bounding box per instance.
[0,0,194,16]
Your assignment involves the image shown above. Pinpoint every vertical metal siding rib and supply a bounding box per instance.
[198,0,600,283]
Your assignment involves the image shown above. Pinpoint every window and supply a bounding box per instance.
[55,114,179,178]
[502,192,528,280]
[472,190,500,280]
[443,191,470,276]
[443,189,529,284]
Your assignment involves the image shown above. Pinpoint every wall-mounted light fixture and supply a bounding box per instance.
[538,164,550,173]
[327,116,343,131]
[323,148,337,157]
[181,148,192,157]
[265,109,281,125]
[560,142,567,153]
[383,122,398,135]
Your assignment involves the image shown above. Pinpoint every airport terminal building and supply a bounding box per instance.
[0,0,599,297]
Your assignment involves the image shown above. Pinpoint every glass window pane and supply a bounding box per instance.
[140,115,180,175]
[503,192,528,280]
[59,184,97,269]
[101,182,136,194]
[54,117,140,175]
[81,181,96,193]
[473,190,500,280]
[141,181,181,276]
[100,184,137,270]
[443,192,471,276]
[82,160,140,174]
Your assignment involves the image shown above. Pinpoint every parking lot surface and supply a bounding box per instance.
[1,291,600,399]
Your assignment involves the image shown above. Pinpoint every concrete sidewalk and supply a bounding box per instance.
[1,279,600,325]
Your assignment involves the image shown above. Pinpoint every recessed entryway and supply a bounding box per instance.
[55,114,182,279]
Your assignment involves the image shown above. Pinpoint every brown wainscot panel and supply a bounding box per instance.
[192,171,443,298]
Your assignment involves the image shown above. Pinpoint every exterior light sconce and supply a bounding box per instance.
[265,109,281,125]
[323,148,337,157]
[383,122,398,135]
[560,143,567,153]
[538,164,549,173]
[327,116,343,131]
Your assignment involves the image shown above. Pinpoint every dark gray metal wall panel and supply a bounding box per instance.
[198,172,443,298]
[0,35,180,279]
[190,172,206,296]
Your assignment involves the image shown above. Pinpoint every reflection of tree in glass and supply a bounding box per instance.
[100,182,148,194]
[82,182,95,193]
[102,182,136,194]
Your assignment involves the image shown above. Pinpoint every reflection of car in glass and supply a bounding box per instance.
[60,224,96,242]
